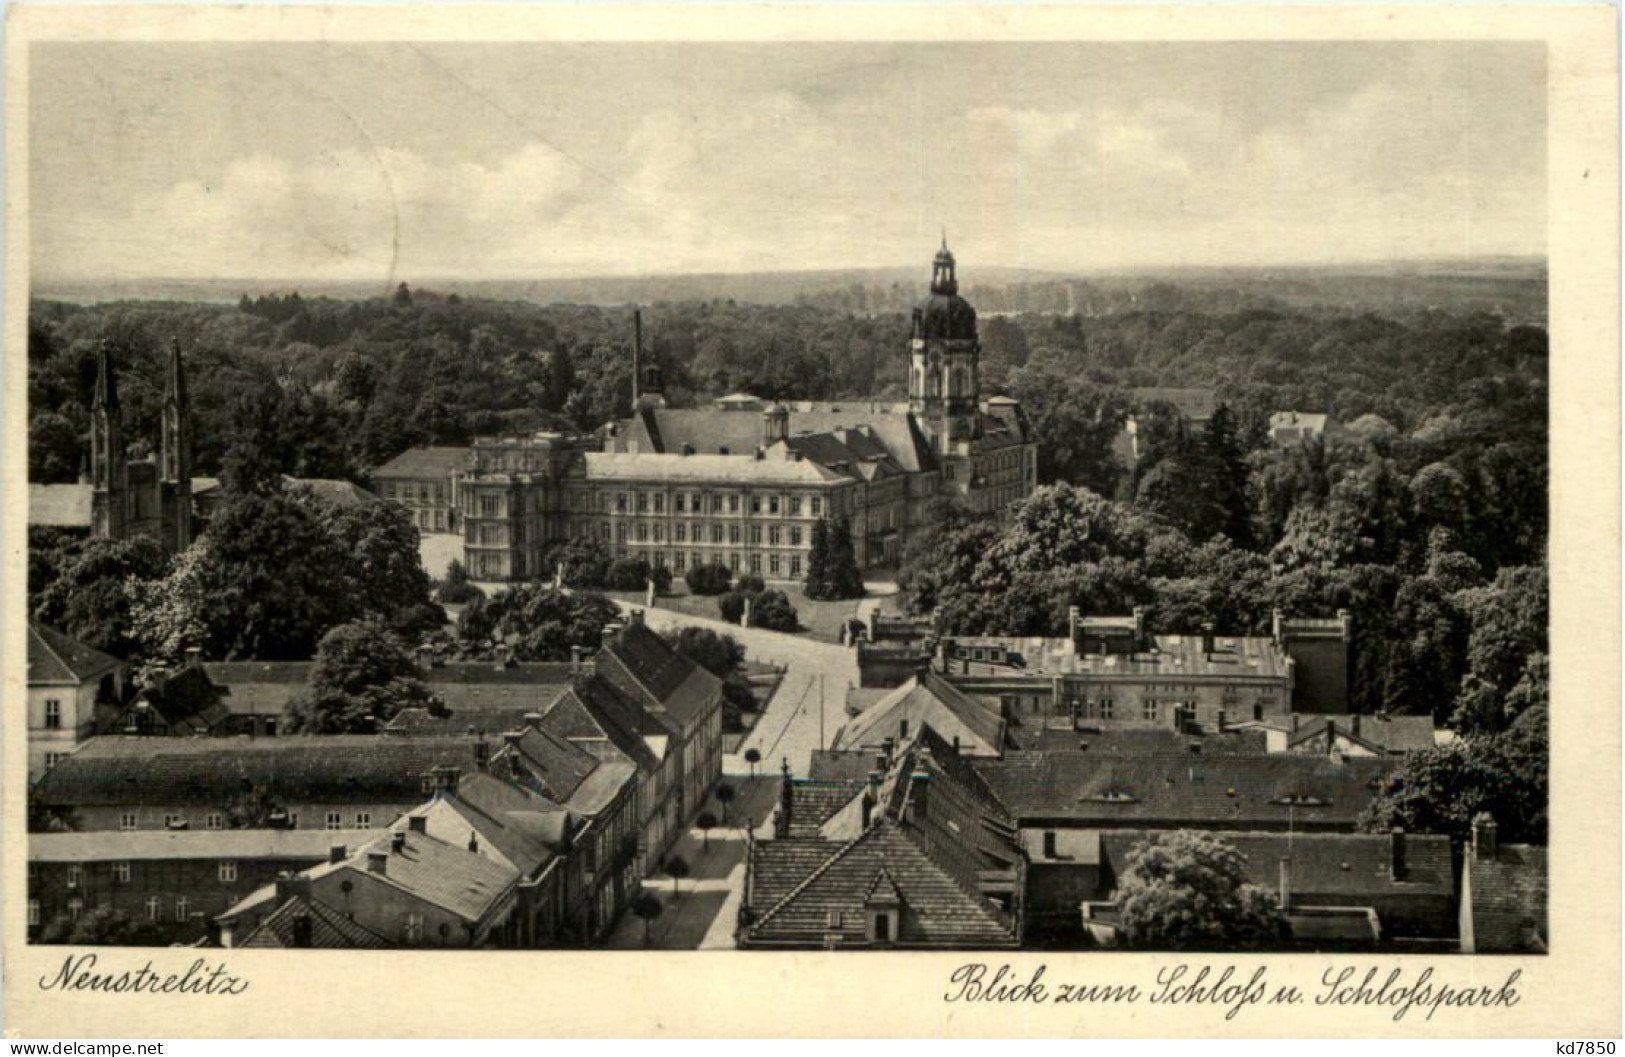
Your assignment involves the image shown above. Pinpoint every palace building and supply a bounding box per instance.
[438,243,1039,583]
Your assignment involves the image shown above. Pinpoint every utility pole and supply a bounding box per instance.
[819,673,826,750]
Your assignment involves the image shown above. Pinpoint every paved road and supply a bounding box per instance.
[605,599,857,777]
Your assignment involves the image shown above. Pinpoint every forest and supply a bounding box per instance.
[27,277,1547,739]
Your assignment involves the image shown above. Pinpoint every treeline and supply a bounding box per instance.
[28,286,1543,496]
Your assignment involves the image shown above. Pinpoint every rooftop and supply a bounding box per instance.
[29,828,378,863]
[28,623,122,685]
[372,446,472,479]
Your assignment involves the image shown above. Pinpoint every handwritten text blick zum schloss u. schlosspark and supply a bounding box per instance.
[944,963,1523,1022]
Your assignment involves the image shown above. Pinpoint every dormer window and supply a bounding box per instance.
[1086,790,1139,803]
[1274,794,1329,807]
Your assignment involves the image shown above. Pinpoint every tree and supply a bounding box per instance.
[804,518,830,597]
[696,811,718,852]
[39,906,169,946]
[456,584,620,661]
[33,534,170,659]
[1360,714,1547,845]
[744,748,762,778]
[1115,831,1285,951]
[661,627,744,677]
[685,562,732,596]
[135,491,356,662]
[29,412,83,484]
[664,854,691,900]
[807,518,864,600]
[312,495,434,623]
[630,892,663,946]
[283,620,440,733]
[715,783,736,824]
[1452,564,1549,733]
[393,282,414,306]
[718,590,750,625]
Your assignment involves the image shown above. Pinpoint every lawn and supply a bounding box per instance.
[608,582,866,643]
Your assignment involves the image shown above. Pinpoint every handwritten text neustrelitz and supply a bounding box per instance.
[944,963,1523,1022]
[40,954,250,997]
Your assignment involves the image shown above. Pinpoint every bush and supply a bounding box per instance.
[663,626,746,676]
[436,580,485,605]
[686,562,733,595]
[717,590,749,625]
[735,572,766,595]
[390,602,450,640]
[650,564,673,594]
[605,557,653,592]
[750,589,800,632]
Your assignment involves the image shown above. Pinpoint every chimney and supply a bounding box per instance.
[1472,813,1499,862]
[1042,831,1057,860]
[571,645,583,674]
[367,851,388,875]
[681,442,694,456]
[474,737,490,770]
[523,711,544,731]
[408,816,428,835]
[290,909,315,948]
[632,308,643,411]
[873,753,888,773]
[627,608,644,627]
[905,771,929,818]
[328,844,347,864]
[1132,606,1148,649]
[1068,605,1082,642]
[1326,720,1338,755]
[1278,858,1291,911]
[504,729,525,749]
[1389,828,1407,881]
[468,830,479,854]
[391,831,407,853]
[276,874,314,904]
[882,737,895,764]
[1352,714,1361,737]
[951,735,961,756]
[1201,622,1215,659]
[774,758,794,839]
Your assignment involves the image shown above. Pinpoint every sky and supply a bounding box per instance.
[30,41,1547,284]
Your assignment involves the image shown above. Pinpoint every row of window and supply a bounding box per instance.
[383,483,448,504]
[60,861,239,886]
[118,811,373,831]
[29,896,208,927]
[613,522,807,547]
[604,491,824,517]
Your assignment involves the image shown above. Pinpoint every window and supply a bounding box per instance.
[711,524,723,544]
[1098,699,1115,720]
[729,554,740,571]
[43,752,63,771]
[326,812,343,831]
[146,897,160,921]
[65,865,82,888]
[791,497,802,516]
[709,495,721,513]
[812,498,823,516]
[219,861,238,883]
[768,526,781,545]
[750,495,761,514]
[769,495,781,515]
[68,898,83,922]
[28,900,39,927]
[770,555,781,575]
[791,556,802,577]
[674,553,686,572]
[1143,701,1159,722]
[206,814,224,830]
[675,524,686,543]
[175,898,189,923]
[43,698,62,730]
[113,861,131,884]
[749,555,762,573]
[120,813,138,831]
[355,812,372,829]
[729,525,741,544]
[790,526,802,546]
[616,493,628,513]
[636,492,648,513]
[480,496,500,516]
[403,913,425,944]
[653,524,664,543]
[675,494,685,514]
[750,525,761,545]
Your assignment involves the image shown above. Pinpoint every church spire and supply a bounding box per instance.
[931,236,958,296]
[160,338,194,551]
[92,342,119,411]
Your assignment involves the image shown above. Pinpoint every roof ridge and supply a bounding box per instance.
[750,829,879,930]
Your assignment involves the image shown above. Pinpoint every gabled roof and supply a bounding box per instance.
[487,724,604,807]
[413,774,569,877]
[28,623,122,685]
[337,830,517,924]
[616,407,938,473]
[1465,844,1548,952]
[372,446,471,478]
[547,677,664,775]
[36,735,485,807]
[30,828,377,863]
[745,726,1023,948]
[28,484,94,528]
[972,752,1395,828]
[239,894,393,949]
[595,622,721,734]
[1285,714,1438,754]
[832,670,1005,756]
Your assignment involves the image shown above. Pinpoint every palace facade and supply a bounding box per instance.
[439,244,1039,583]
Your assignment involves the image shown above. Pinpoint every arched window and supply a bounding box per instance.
[927,367,940,397]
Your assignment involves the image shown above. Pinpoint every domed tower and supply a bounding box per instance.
[908,238,980,448]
